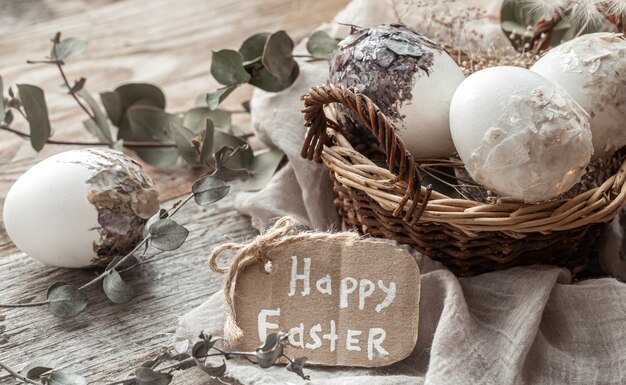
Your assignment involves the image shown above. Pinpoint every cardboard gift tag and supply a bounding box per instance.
[210,218,420,368]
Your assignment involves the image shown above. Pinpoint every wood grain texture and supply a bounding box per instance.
[0,0,348,382]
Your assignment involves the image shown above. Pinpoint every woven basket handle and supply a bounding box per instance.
[300,83,431,225]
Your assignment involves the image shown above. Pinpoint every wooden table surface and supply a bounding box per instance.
[0,0,348,383]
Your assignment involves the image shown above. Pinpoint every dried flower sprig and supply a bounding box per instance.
[0,332,310,384]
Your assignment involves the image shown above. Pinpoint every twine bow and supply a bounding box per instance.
[208,216,360,344]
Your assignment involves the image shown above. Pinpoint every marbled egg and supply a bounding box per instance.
[449,66,593,203]
[2,149,159,268]
[329,24,465,159]
[531,33,626,158]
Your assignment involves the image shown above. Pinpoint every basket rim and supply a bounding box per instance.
[300,84,626,236]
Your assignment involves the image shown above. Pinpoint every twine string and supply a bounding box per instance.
[208,217,360,343]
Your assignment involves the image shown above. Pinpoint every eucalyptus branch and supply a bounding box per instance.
[55,62,96,122]
[0,123,178,148]
[0,360,40,385]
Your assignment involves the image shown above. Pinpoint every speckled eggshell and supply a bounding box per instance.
[2,149,160,268]
[329,24,465,159]
[449,66,593,203]
[531,33,626,158]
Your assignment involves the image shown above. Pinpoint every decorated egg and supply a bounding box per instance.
[449,66,593,203]
[329,24,465,159]
[2,149,160,268]
[531,33,626,158]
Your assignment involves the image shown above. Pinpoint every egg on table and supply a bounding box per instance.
[449,66,593,203]
[2,149,160,268]
[531,32,626,158]
[329,24,465,159]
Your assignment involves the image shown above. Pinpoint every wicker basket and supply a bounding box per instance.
[300,83,626,276]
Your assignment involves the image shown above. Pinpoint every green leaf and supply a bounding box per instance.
[262,31,296,83]
[102,83,166,128]
[246,60,299,92]
[48,371,87,385]
[286,356,309,380]
[306,30,338,59]
[239,32,270,62]
[255,332,287,368]
[205,86,237,110]
[183,107,231,133]
[4,109,13,125]
[142,209,168,238]
[212,131,253,169]
[20,359,54,380]
[242,148,284,191]
[199,120,214,165]
[149,219,189,251]
[191,340,226,377]
[77,88,113,143]
[103,270,134,304]
[51,38,87,61]
[0,74,5,122]
[100,91,123,125]
[47,282,88,317]
[17,84,51,152]
[134,367,173,385]
[127,108,180,166]
[172,122,201,167]
[210,49,251,86]
[191,176,230,206]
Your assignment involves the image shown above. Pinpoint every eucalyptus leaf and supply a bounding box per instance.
[149,219,189,251]
[212,131,253,169]
[100,91,122,126]
[183,107,231,133]
[242,148,284,191]
[255,332,286,368]
[286,356,309,380]
[306,30,338,59]
[142,208,168,239]
[205,86,237,110]
[211,49,251,86]
[127,108,180,166]
[199,119,214,165]
[4,108,12,125]
[47,371,88,385]
[191,175,230,206]
[17,84,51,152]
[136,147,180,167]
[262,31,296,82]
[172,122,201,166]
[102,83,166,134]
[0,74,5,122]
[20,359,54,380]
[51,38,87,61]
[134,367,173,385]
[239,32,270,62]
[77,88,113,143]
[47,282,87,317]
[103,270,134,304]
[246,60,299,92]
[190,340,226,376]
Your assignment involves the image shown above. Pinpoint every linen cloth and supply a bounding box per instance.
[179,1,626,383]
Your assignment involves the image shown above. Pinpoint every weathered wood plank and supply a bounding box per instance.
[0,191,253,384]
[0,0,348,382]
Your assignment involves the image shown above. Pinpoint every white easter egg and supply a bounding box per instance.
[3,149,159,268]
[449,66,593,203]
[531,33,626,158]
[329,24,465,159]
